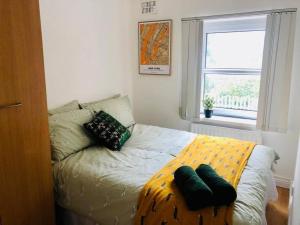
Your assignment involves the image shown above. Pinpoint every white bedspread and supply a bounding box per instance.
[53,124,277,225]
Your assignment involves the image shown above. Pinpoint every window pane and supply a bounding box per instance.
[203,74,260,112]
[206,31,265,69]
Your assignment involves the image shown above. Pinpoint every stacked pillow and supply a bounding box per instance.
[49,109,94,161]
[79,94,120,109]
[48,100,80,116]
[48,95,134,161]
[80,95,135,128]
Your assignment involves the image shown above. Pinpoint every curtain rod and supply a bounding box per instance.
[181,8,297,21]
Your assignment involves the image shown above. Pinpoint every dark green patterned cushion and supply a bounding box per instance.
[84,111,131,151]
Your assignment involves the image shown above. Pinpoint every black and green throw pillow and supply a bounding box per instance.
[84,111,131,151]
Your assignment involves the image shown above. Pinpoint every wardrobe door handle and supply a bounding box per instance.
[0,102,22,110]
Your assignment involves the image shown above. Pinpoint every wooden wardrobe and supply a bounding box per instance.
[0,1,55,225]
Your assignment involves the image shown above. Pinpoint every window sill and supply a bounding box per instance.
[195,115,256,130]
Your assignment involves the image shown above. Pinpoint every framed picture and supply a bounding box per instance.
[138,20,172,75]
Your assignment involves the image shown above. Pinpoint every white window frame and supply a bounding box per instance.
[200,15,267,121]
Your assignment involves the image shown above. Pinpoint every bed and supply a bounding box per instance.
[53,124,278,225]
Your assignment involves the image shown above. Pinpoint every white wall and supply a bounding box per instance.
[40,0,132,108]
[130,0,300,181]
[39,0,299,182]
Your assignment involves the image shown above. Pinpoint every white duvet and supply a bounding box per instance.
[53,124,278,225]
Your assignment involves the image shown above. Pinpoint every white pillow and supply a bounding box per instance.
[48,100,80,116]
[79,94,120,109]
[49,109,95,161]
[81,95,135,128]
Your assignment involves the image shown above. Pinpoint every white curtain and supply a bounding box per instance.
[180,20,203,120]
[257,11,296,132]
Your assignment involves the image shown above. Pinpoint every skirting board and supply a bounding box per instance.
[275,175,291,189]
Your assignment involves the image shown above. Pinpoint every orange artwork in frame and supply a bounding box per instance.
[138,20,172,75]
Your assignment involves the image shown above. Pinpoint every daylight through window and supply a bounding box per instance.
[201,16,267,120]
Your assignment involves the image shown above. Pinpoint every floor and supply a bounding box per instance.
[266,187,290,225]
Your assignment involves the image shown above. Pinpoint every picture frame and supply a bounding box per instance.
[138,19,172,75]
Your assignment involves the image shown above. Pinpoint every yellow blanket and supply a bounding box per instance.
[134,135,256,225]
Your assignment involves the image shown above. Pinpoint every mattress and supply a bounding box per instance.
[53,124,278,225]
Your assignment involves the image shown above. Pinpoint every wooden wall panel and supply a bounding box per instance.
[0,0,55,224]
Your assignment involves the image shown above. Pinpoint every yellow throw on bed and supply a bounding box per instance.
[134,135,256,225]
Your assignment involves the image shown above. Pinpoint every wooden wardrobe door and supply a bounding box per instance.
[0,1,55,225]
[0,1,21,105]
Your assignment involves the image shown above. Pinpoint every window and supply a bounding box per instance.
[201,16,267,121]
[181,10,296,131]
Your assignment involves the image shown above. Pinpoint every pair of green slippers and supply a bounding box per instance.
[174,164,237,211]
